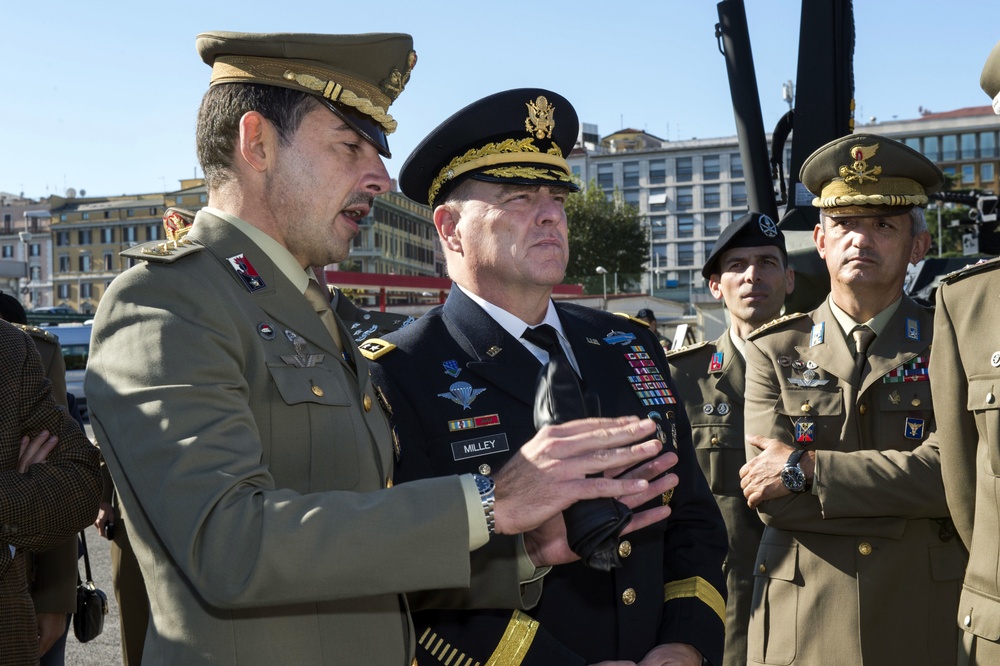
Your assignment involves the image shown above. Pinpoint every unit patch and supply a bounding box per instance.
[708,352,724,373]
[904,417,925,440]
[227,253,266,292]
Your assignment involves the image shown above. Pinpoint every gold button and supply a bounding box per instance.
[858,542,872,556]
[911,398,921,407]
[478,463,492,475]
[801,403,811,413]
[412,658,419,666]
[710,436,720,445]
[622,588,636,605]
[859,404,867,415]
[311,385,324,397]
[364,394,372,412]
[386,476,393,489]
[758,564,767,574]
[618,540,632,558]
[662,488,674,505]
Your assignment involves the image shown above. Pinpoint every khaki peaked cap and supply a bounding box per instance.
[983,40,1000,115]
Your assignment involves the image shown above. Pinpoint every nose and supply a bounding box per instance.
[535,190,566,226]
[744,263,761,283]
[363,152,391,195]
[849,224,873,248]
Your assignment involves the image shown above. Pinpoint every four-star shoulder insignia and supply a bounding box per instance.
[121,239,204,264]
[613,312,650,328]
[940,256,1000,285]
[746,312,808,340]
[665,340,710,358]
[12,323,58,345]
[359,338,397,360]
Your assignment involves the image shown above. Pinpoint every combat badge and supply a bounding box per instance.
[604,330,637,346]
[904,417,925,440]
[227,253,266,293]
[438,381,487,410]
[708,352,724,373]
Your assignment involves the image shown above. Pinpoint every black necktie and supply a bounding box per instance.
[851,325,876,385]
[522,324,631,571]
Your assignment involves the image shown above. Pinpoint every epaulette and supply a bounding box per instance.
[940,256,1000,285]
[665,339,710,358]
[746,312,808,340]
[121,238,204,264]
[11,322,58,344]
[358,337,396,360]
[613,312,650,328]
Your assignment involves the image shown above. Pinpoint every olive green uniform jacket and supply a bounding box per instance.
[85,211,534,666]
[935,258,1000,664]
[743,296,966,666]
[668,331,762,666]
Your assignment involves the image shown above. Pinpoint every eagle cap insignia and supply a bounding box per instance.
[380,50,418,100]
[839,143,882,185]
[525,96,556,139]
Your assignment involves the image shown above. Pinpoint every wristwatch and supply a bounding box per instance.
[780,449,810,493]
[471,474,496,536]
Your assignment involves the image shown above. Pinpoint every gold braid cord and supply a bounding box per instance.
[284,70,397,133]
[663,576,727,626]
[814,194,929,208]
[484,611,539,666]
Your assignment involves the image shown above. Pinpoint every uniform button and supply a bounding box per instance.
[618,540,632,558]
[622,588,636,605]
[386,476,393,489]
[801,403,812,413]
[710,436,720,445]
[964,615,972,627]
[478,464,492,475]
[987,392,996,405]
[412,658,419,666]
[758,564,767,574]
[858,542,872,556]
[859,405,867,415]
[363,394,372,412]
[911,398,921,407]
[311,385,324,397]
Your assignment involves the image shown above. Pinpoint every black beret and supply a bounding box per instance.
[702,212,786,280]
[399,88,580,206]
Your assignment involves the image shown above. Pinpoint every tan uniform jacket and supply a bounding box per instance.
[0,321,102,665]
[934,258,1000,664]
[85,211,533,666]
[743,296,966,666]
[668,331,762,666]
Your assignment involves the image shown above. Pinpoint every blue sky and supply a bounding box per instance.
[3,1,997,199]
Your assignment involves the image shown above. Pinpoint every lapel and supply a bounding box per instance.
[862,296,931,394]
[796,300,855,384]
[556,305,614,391]
[188,212,343,360]
[712,330,745,405]
[441,288,542,407]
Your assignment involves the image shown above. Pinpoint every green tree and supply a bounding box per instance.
[565,180,647,294]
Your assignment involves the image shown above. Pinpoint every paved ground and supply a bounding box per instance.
[62,422,123,665]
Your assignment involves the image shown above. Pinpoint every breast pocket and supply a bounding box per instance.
[692,423,744,494]
[776,388,843,445]
[969,376,1000,476]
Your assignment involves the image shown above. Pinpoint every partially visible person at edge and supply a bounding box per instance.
[84,32,671,665]
[0,317,102,665]
[935,40,1000,665]
[369,88,727,666]
[666,212,793,666]
[738,134,966,665]
[0,292,82,666]
[637,308,671,351]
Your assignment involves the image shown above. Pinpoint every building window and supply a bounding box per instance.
[982,132,998,158]
[1,246,12,258]
[56,231,69,246]
[60,214,67,222]
[677,243,695,266]
[649,159,666,185]
[104,211,111,219]
[597,164,614,192]
[924,136,941,161]
[59,255,70,272]
[703,185,721,209]
[104,253,114,270]
[704,213,722,237]
[149,207,158,215]
[676,157,693,182]
[648,188,667,213]
[58,284,70,299]
[126,209,134,217]
[571,165,581,179]
[79,254,92,272]
[146,224,161,241]
[78,230,92,245]
[623,161,639,189]
[80,282,93,299]
[961,133,978,159]
[730,154,743,179]
[962,164,976,184]
[29,244,40,257]
[649,216,667,241]
[82,212,90,220]
[676,186,693,212]
[30,266,40,280]
[703,155,721,181]
[731,183,748,208]
[101,227,114,244]
[123,226,138,243]
[623,190,640,206]
[200,194,208,203]
[942,135,958,161]
[677,216,695,238]
[982,163,995,182]
[943,166,956,179]
[904,137,921,153]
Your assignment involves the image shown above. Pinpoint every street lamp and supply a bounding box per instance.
[596,266,608,310]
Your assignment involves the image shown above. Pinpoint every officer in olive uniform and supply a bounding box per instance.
[936,42,1000,665]
[370,88,727,666]
[739,134,967,665]
[667,212,793,666]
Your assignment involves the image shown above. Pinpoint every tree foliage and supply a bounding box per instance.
[565,180,647,293]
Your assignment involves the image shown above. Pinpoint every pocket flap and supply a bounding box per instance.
[777,388,842,418]
[959,588,1000,641]
[754,542,798,582]
[968,376,1000,412]
[267,364,351,406]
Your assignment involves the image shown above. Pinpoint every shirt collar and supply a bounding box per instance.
[828,295,902,340]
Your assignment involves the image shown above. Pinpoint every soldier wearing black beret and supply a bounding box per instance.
[370,88,727,666]
[739,134,966,665]
[668,211,792,666]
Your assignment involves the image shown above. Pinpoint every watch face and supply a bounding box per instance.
[780,466,807,493]
[474,474,495,496]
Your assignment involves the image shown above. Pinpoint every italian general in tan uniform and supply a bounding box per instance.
[740,134,967,665]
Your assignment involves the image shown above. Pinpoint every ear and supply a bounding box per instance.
[707,275,724,301]
[784,266,796,295]
[434,203,464,254]
[812,220,827,259]
[909,230,932,265]
[237,111,273,173]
